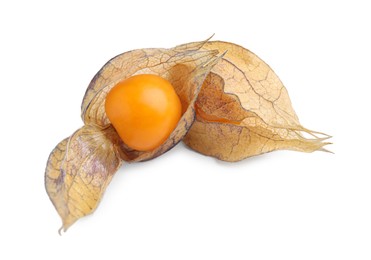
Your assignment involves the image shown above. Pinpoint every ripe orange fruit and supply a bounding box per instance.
[105,74,182,151]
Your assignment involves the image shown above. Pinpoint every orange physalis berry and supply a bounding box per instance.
[105,74,182,151]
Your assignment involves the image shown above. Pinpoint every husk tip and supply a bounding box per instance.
[319,143,333,154]
[58,226,65,236]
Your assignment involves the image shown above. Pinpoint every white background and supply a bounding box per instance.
[1,0,370,259]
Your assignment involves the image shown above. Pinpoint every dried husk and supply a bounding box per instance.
[45,41,220,232]
[81,41,220,161]
[45,39,331,232]
[183,41,330,161]
[45,125,122,232]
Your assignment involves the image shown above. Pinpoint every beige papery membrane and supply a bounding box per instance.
[45,39,330,232]
[184,41,330,161]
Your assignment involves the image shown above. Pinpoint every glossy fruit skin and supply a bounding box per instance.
[105,74,182,152]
